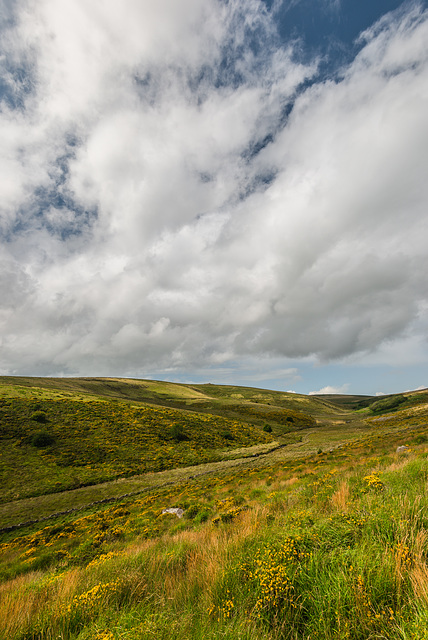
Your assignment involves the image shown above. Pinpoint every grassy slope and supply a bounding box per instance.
[1,378,428,639]
[2,378,427,523]
[1,379,289,504]
[0,376,347,417]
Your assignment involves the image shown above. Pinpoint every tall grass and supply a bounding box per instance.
[1,419,428,638]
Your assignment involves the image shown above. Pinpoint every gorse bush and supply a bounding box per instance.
[226,404,315,428]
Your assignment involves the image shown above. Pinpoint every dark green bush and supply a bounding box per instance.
[31,410,48,423]
[170,424,188,442]
[31,431,55,447]
[194,510,210,524]
[263,424,272,433]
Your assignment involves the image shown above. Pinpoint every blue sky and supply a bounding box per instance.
[275,0,407,48]
[0,0,427,396]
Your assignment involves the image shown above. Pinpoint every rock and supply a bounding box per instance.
[396,445,409,454]
[162,508,184,518]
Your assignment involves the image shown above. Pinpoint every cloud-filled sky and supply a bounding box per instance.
[0,0,427,395]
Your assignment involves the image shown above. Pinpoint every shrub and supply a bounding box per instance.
[263,424,272,433]
[194,510,210,524]
[31,431,55,447]
[185,505,200,520]
[31,410,48,423]
[170,424,188,442]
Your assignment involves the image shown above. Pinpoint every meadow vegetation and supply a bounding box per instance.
[0,377,428,639]
[0,392,273,502]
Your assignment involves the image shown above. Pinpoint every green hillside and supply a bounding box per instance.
[1,377,428,640]
[0,376,346,417]
[0,387,276,504]
[0,378,324,504]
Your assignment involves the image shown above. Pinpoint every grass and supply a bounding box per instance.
[0,391,274,502]
[0,376,351,419]
[1,377,428,639]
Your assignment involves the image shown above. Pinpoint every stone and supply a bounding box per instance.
[162,507,184,518]
[396,445,409,454]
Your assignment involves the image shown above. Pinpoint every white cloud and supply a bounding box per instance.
[405,385,427,392]
[0,1,427,379]
[309,384,350,395]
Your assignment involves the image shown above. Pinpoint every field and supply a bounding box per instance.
[1,377,428,639]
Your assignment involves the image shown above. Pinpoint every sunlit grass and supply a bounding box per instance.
[0,393,272,502]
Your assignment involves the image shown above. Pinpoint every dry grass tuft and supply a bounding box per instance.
[387,460,410,473]
[410,562,428,604]
[0,573,37,637]
[331,480,350,512]
[0,567,82,638]
[409,529,428,604]
[284,476,299,487]
[413,528,428,564]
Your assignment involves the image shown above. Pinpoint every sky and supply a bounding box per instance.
[0,0,427,396]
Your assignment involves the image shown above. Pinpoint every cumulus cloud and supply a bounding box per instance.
[404,384,427,392]
[0,0,427,379]
[309,384,350,395]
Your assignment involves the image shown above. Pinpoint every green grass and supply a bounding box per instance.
[0,376,356,419]
[1,377,428,640]
[0,390,272,503]
[0,376,363,506]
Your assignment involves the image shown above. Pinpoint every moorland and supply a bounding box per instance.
[0,376,428,639]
